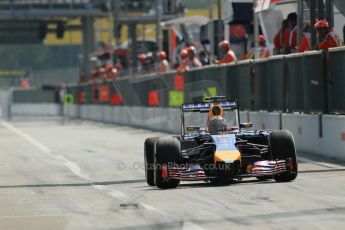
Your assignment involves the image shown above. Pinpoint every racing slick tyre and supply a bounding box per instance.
[144,137,158,186]
[269,130,298,182]
[154,137,181,189]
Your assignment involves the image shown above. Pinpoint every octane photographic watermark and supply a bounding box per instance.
[115,161,232,171]
[115,161,127,171]
[115,161,145,171]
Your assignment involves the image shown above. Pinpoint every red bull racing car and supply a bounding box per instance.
[144,96,298,189]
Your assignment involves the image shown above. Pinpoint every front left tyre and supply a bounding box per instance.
[154,137,181,189]
[144,137,158,186]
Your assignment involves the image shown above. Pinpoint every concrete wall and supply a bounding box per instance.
[322,115,345,161]
[0,90,11,120]
[279,113,345,161]
[249,112,281,130]
[247,112,344,161]
[11,103,61,117]
[9,103,345,161]
[64,105,180,134]
[281,114,322,155]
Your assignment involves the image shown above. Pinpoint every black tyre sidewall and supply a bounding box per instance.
[269,130,298,182]
[144,137,157,186]
[154,137,181,189]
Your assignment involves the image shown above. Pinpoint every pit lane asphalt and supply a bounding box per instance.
[0,118,344,230]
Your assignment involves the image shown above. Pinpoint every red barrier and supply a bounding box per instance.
[79,92,86,103]
[92,87,99,103]
[111,93,123,105]
[148,90,159,106]
[99,85,110,102]
[174,74,185,90]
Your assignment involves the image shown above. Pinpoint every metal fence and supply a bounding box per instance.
[12,46,345,114]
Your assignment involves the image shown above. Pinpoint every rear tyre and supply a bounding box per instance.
[144,137,157,186]
[269,130,298,182]
[154,137,181,189]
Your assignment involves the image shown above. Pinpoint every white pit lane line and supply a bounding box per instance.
[0,120,130,200]
[1,120,52,156]
[1,121,193,215]
[1,120,88,179]
[0,120,205,229]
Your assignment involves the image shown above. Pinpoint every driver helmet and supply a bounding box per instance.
[207,116,228,133]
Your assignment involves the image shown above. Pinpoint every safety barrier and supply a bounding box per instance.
[63,104,345,161]
[0,90,11,119]
[248,112,281,130]
[63,104,180,134]
[248,112,345,161]
[11,103,61,117]
[4,101,343,161]
[282,113,322,155]
[322,115,345,160]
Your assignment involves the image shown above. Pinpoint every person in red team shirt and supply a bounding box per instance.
[98,67,107,81]
[258,35,270,58]
[218,40,237,64]
[158,51,170,73]
[298,24,312,52]
[186,46,202,69]
[176,49,190,73]
[273,19,289,54]
[241,35,270,60]
[314,19,341,50]
[285,13,298,54]
[104,64,118,80]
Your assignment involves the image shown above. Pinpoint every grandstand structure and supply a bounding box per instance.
[0,0,184,78]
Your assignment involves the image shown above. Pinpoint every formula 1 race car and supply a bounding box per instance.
[144,96,298,189]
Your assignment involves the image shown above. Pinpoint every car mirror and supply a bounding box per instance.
[240,122,253,129]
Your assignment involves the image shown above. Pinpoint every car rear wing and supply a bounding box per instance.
[181,100,239,112]
[180,98,240,136]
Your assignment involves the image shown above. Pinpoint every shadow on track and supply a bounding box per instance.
[141,179,277,191]
[141,167,345,190]
[0,179,145,189]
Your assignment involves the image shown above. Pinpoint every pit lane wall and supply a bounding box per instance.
[3,102,345,161]
[60,104,345,161]
[0,90,10,119]
[11,103,61,117]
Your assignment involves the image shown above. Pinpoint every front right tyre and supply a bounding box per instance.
[269,130,298,182]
